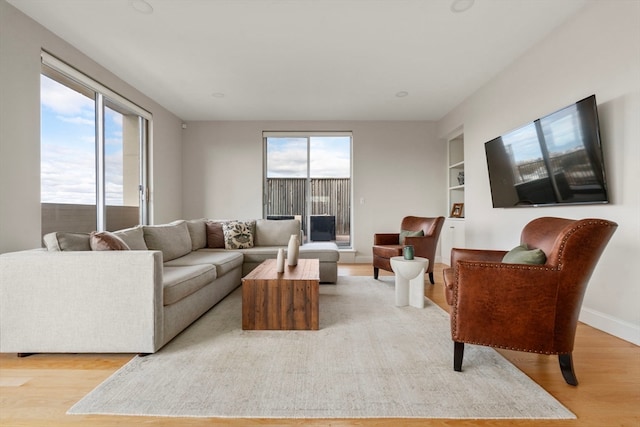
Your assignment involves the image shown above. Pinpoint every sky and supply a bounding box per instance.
[41,75,129,205]
[42,75,351,206]
[266,136,351,178]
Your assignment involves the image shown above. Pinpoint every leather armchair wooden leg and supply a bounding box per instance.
[559,353,578,386]
[454,341,464,372]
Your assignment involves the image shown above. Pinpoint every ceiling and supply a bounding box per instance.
[8,0,589,121]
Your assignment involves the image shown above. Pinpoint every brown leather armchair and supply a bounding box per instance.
[373,216,445,284]
[443,217,617,385]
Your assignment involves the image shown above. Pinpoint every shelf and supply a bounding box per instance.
[448,184,464,191]
[448,160,464,169]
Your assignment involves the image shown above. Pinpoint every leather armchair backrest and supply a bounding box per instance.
[521,217,618,271]
[400,216,444,237]
[521,217,617,349]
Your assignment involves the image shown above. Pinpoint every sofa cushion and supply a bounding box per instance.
[185,219,207,251]
[113,226,148,250]
[502,244,547,265]
[254,219,301,246]
[43,232,91,251]
[162,264,217,306]
[222,220,255,249]
[164,250,244,277]
[238,242,339,264]
[298,242,341,262]
[143,221,192,262]
[89,231,130,251]
[206,221,226,248]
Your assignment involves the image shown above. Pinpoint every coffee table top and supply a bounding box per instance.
[243,258,320,281]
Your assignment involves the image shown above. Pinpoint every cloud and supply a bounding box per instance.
[266,136,351,178]
[41,74,93,116]
[57,115,95,126]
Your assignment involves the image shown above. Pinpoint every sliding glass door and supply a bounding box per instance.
[264,133,352,247]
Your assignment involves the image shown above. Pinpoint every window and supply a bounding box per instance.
[264,133,352,247]
[40,52,150,237]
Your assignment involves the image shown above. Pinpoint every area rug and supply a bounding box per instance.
[68,276,575,419]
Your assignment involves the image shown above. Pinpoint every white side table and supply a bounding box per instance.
[390,256,429,308]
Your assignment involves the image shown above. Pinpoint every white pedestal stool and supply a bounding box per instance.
[390,256,429,308]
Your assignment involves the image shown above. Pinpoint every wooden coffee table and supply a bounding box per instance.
[242,258,319,330]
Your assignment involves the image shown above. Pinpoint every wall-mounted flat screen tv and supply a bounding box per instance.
[484,95,609,208]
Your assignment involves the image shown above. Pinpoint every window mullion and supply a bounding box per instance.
[95,93,106,231]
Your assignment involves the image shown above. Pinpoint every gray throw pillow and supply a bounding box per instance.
[502,244,547,265]
[399,229,424,245]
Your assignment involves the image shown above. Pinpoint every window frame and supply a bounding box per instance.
[40,51,151,232]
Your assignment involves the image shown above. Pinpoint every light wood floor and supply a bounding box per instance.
[1,263,638,426]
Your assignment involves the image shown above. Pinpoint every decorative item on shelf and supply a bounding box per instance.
[450,203,464,218]
[457,171,465,185]
[403,245,415,260]
[276,248,285,273]
[287,234,299,266]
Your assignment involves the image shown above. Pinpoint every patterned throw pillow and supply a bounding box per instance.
[222,220,255,249]
[89,231,130,251]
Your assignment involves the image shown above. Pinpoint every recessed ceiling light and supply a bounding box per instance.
[211,92,225,98]
[395,91,409,98]
[130,0,153,14]
[451,0,474,13]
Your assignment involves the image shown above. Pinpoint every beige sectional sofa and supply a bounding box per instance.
[0,218,338,355]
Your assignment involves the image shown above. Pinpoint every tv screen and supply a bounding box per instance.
[484,95,609,208]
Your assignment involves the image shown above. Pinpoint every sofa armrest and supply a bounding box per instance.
[451,261,561,353]
[450,248,508,266]
[0,250,164,354]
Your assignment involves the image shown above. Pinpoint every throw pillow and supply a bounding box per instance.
[399,229,424,245]
[42,232,91,251]
[89,231,130,251]
[206,221,226,248]
[222,220,256,249]
[502,244,547,265]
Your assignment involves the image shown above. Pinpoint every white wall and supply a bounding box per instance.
[0,0,184,253]
[182,121,444,261]
[437,1,640,344]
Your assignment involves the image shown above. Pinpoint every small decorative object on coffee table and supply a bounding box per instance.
[390,256,429,308]
[276,248,285,273]
[242,258,319,330]
[287,234,299,266]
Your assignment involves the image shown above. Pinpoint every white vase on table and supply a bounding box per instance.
[287,234,299,266]
[276,248,285,273]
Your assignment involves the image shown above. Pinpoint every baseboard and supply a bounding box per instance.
[580,307,640,345]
